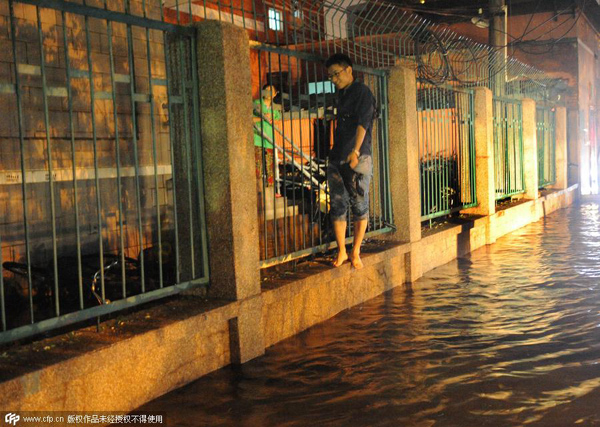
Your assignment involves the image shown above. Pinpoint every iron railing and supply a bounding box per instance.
[252,43,393,268]
[417,82,477,221]
[537,106,556,189]
[493,97,525,200]
[0,0,208,344]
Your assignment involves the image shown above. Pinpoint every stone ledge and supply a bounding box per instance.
[261,242,411,348]
[418,185,579,274]
[0,296,237,413]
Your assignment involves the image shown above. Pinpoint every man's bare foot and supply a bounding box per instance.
[350,252,364,270]
[333,251,348,267]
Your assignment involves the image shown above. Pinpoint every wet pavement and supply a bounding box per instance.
[137,201,600,426]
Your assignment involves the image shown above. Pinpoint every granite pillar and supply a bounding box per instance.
[522,98,538,200]
[196,20,264,362]
[386,66,422,282]
[463,87,495,216]
[553,106,568,190]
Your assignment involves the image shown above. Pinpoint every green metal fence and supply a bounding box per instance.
[0,0,208,344]
[536,106,556,189]
[417,82,477,221]
[0,0,557,343]
[493,97,525,200]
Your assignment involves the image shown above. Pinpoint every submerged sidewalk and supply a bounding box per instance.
[136,197,600,427]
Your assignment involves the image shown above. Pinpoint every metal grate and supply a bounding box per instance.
[493,97,525,200]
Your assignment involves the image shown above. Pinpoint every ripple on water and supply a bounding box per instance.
[136,204,600,426]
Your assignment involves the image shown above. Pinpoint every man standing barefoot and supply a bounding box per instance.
[325,53,375,270]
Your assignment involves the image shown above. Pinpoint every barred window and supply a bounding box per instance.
[268,8,282,31]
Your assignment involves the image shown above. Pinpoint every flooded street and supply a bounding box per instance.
[138,202,600,426]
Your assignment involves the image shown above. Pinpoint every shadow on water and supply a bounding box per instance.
[136,202,600,427]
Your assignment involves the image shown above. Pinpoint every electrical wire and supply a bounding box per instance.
[407,0,583,53]
[514,0,586,55]
[520,0,544,41]
[435,0,584,71]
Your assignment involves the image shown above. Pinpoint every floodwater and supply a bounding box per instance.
[138,201,600,426]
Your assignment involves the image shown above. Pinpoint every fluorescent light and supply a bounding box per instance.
[471,16,489,29]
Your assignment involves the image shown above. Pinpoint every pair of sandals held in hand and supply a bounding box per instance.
[339,162,365,198]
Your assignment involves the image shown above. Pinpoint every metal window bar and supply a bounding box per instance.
[417,81,477,221]
[493,97,525,200]
[536,106,557,189]
[0,0,208,345]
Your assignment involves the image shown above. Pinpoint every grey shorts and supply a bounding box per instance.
[327,155,373,222]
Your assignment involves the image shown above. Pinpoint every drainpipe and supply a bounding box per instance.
[489,0,507,96]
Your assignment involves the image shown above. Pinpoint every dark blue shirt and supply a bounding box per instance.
[330,80,375,162]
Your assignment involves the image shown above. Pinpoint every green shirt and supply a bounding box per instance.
[253,99,281,149]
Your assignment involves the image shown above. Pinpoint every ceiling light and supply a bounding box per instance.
[471,16,489,29]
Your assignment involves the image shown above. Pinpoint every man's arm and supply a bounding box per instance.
[347,125,367,168]
[346,84,375,167]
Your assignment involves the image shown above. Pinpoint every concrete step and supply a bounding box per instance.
[261,186,282,208]
[259,186,301,220]
[264,204,299,221]
[262,193,287,211]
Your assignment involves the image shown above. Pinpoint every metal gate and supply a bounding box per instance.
[493,97,525,200]
[417,82,477,221]
[0,0,208,344]
[537,106,556,189]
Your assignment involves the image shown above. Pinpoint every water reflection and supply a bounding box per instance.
[138,203,600,426]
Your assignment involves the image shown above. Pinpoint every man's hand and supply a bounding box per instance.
[347,151,359,169]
